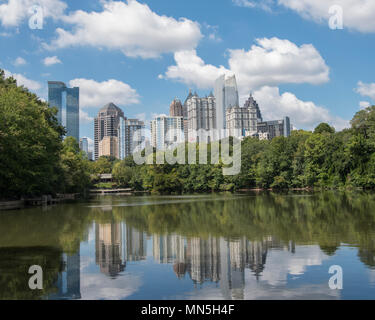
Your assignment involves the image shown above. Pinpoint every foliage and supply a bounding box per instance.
[0,70,91,198]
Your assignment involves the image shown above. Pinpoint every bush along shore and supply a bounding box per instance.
[1,69,375,201]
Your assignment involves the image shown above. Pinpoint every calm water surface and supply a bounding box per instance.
[1,191,375,300]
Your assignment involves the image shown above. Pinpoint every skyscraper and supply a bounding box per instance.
[94,103,125,160]
[118,118,145,160]
[186,92,216,143]
[151,115,184,150]
[48,81,80,141]
[214,75,239,137]
[183,90,194,141]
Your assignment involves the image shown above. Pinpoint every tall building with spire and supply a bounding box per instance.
[183,90,194,141]
[214,75,239,137]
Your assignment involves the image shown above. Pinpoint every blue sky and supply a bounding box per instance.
[1,0,375,149]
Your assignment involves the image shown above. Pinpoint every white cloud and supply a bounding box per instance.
[355,81,375,101]
[359,101,371,109]
[3,69,41,91]
[229,37,330,91]
[0,0,67,27]
[161,37,330,93]
[13,57,27,66]
[278,0,375,33]
[46,0,202,59]
[253,86,349,130]
[160,50,230,89]
[69,78,140,109]
[43,56,62,66]
[80,110,94,124]
[232,0,274,11]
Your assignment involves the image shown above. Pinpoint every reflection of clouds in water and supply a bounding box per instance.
[178,283,340,300]
[166,244,340,300]
[80,272,142,300]
[260,246,331,286]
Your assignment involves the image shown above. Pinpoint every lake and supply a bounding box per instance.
[1,191,375,300]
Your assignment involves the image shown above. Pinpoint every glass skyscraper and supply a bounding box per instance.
[48,81,80,142]
[214,75,239,137]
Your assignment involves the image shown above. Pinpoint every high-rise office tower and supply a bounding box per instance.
[118,118,145,160]
[214,75,239,137]
[151,115,184,150]
[186,92,216,143]
[169,98,183,117]
[48,81,80,141]
[183,90,194,141]
[94,103,125,160]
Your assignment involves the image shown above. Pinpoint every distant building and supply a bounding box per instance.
[257,117,291,140]
[151,115,184,150]
[226,94,263,138]
[183,90,194,141]
[79,137,89,157]
[214,75,239,136]
[94,103,124,160]
[186,92,216,143]
[99,136,119,159]
[118,118,145,160]
[48,81,79,141]
[169,98,183,117]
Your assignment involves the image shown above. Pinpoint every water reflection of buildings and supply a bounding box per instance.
[95,223,147,277]
[152,233,295,300]
[49,252,81,300]
[95,223,126,277]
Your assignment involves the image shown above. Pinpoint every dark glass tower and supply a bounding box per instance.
[48,81,80,142]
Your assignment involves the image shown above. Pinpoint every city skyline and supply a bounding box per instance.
[2,0,375,150]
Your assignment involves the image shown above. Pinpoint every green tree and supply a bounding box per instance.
[0,70,65,198]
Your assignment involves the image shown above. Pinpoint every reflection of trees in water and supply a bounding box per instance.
[0,247,62,300]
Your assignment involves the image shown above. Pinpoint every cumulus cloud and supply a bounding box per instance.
[0,0,67,27]
[69,78,140,109]
[229,37,330,91]
[43,56,62,66]
[355,81,375,101]
[253,86,349,131]
[278,0,375,33]
[160,50,231,89]
[13,57,27,66]
[161,37,329,93]
[80,110,94,124]
[46,0,202,59]
[3,69,41,91]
